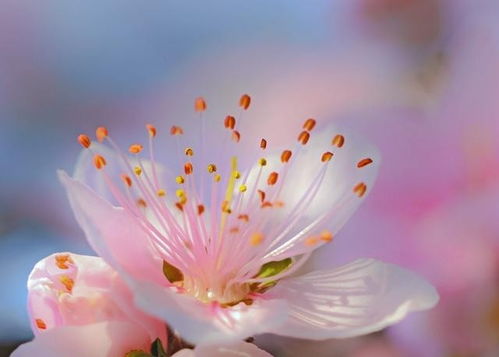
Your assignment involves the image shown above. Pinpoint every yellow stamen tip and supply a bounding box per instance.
[239,185,247,192]
[157,189,166,197]
[184,147,194,156]
[176,189,185,198]
[133,166,142,176]
[214,174,222,182]
[176,176,185,184]
[249,232,264,246]
[259,158,267,166]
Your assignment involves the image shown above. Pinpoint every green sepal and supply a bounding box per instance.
[254,258,293,279]
[150,338,167,357]
[162,260,184,283]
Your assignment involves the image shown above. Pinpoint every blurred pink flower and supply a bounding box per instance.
[58,99,437,345]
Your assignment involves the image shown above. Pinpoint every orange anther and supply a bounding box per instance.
[55,254,73,269]
[137,198,147,208]
[239,94,251,110]
[146,124,157,138]
[170,125,184,135]
[224,115,236,129]
[93,155,106,170]
[128,144,143,154]
[261,201,273,208]
[120,174,132,187]
[357,158,373,168]
[175,202,184,212]
[260,138,267,149]
[230,226,240,234]
[221,200,231,214]
[232,130,241,143]
[281,150,292,163]
[297,131,310,145]
[96,127,108,143]
[77,134,91,149]
[184,162,193,175]
[185,147,194,156]
[197,204,205,215]
[35,319,47,330]
[353,182,367,197]
[195,97,207,112]
[238,214,249,222]
[332,134,345,148]
[207,164,217,173]
[304,237,318,247]
[321,152,334,162]
[257,190,266,203]
[267,172,279,185]
[59,275,74,292]
[320,231,334,242]
[303,118,316,131]
[249,232,264,246]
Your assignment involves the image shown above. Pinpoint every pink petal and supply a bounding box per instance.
[266,258,438,339]
[12,321,151,357]
[174,341,273,356]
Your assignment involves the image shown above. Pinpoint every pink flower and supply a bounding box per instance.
[58,95,438,345]
[12,252,166,357]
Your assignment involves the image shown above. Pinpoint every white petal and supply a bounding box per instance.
[129,277,288,345]
[173,342,273,357]
[266,258,438,339]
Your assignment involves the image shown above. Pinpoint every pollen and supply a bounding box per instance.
[77,134,91,148]
[224,115,236,130]
[298,131,310,145]
[321,151,334,162]
[195,97,207,112]
[133,166,142,176]
[59,275,74,292]
[259,158,267,166]
[353,182,367,197]
[232,130,241,143]
[239,94,251,110]
[170,125,184,135]
[332,134,345,148]
[357,158,373,168]
[184,147,194,156]
[128,144,143,154]
[184,162,193,175]
[281,150,292,163]
[197,204,205,215]
[176,176,185,184]
[157,189,166,197]
[249,232,264,246]
[93,155,106,170]
[146,124,157,138]
[267,172,279,185]
[303,118,316,131]
[239,184,247,192]
[96,127,108,143]
[207,164,217,173]
[35,319,47,330]
[320,230,334,242]
[260,138,267,149]
[55,254,73,269]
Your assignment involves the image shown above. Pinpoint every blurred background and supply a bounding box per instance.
[1,0,499,356]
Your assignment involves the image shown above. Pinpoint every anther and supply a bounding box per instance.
[224,115,236,130]
[157,189,166,197]
[353,182,367,197]
[184,147,194,156]
[175,202,184,212]
[357,158,373,168]
[304,237,318,247]
[146,124,157,138]
[298,131,310,145]
[77,134,91,148]
[93,155,106,170]
[207,164,217,173]
[261,201,273,208]
[197,204,205,215]
[257,190,266,203]
[238,214,249,222]
[260,138,267,149]
[239,94,251,110]
[129,144,143,154]
[214,174,222,182]
[120,174,133,187]
[59,275,74,292]
[233,171,241,179]
[195,97,207,112]
[320,231,333,242]
[239,185,247,192]
[134,166,142,176]
[96,127,108,143]
[55,254,73,269]
[230,227,240,234]
[184,162,193,175]
[35,319,47,330]
[170,126,184,135]
[221,200,232,213]
[232,130,241,143]
[176,189,186,198]
[267,172,279,185]
[303,118,316,131]
[137,198,147,208]
[249,232,264,246]
[321,152,334,162]
[176,176,185,184]
[332,134,345,148]
[281,150,292,163]
[259,158,267,166]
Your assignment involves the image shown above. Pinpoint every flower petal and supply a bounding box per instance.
[266,258,438,339]
[12,321,151,357]
[58,171,164,285]
[173,341,273,356]
[129,277,288,345]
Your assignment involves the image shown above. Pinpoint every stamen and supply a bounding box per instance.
[357,158,373,168]
[59,275,74,292]
[129,144,143,154]
[170,126,184,135]
[297,131,310,145]
[96,127,108,142]
[239,185,247,192]
[176,176,185,184]
[239,94,251,110]
[184,162,193,175]
[137,198,147,208]
[258,158,267,166]
[195,97,207,112]
[260,138,267,149]
[250,232,264,246]
[303,118,316,131]
[267,172,279,185]
[157,189,166,197]
[258,190,266,202]
[55,254,73,269]
[224,115,236,130]
[232,130,241,143]
[214,174,222,182]
[233,171,241,179]
[281,150,292,163]
[134,166,142,176]
[304,236,318,246]
[353,182,367,197]
[93,155,106,170]
[185,147,194,156]
[120,174,133,187]
[146,124,157,138]
[207,164,217,173]
[238,214,249,222]
[321,151,334,162]
[320,230,333,242]
[77,134,91,148]
[35,319,47,330]
[332,134,345,148]
[197,204,205,215]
